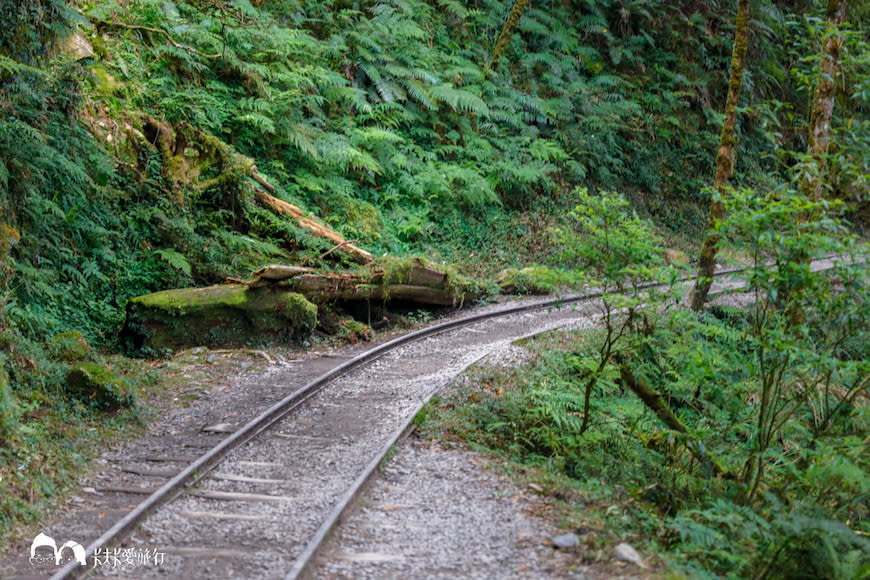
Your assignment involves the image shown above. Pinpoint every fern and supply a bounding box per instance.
[429,83,490,116]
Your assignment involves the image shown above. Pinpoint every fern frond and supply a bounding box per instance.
[283,124,319,160]
[0,55,47,78]
[435,0,469,18]
[323,85,374,115]
[399,78,438,110]
[351,127,405,145]
[234,112,277,134]
[429,84,490,116]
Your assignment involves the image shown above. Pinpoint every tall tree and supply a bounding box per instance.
[781,0,847,326]
[801,0,847,202]
[489,0,530,69]
[690,0,752,312]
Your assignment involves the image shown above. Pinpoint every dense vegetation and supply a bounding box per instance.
[426,186,868,577]
[0,0,867,572]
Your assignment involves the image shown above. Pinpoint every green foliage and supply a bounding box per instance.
[554,187,669,288]
[426,183,868,576]
[669,497,870,578]
[0,0,73,65]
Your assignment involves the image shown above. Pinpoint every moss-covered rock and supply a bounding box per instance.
[123,284,317,351]
[66,363,134,411]
[497,266,570,295]
[48,330,91,362]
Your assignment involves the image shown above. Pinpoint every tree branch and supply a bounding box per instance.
[93,17,223,60]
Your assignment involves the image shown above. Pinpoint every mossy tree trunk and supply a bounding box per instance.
[802,0,847,203]
[489,0,530,69]
[690,0,751,312]
[782,0,846,326]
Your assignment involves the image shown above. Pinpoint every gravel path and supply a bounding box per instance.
[314,436,583,580]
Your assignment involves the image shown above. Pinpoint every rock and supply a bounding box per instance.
[49,330,91,362]
[552,533,581,550]
[123,284,317,351]
[66,363,135,411]
[612,542,645,567]
[62,33,94,60]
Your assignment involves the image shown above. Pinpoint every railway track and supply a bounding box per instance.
[4,257,849,580]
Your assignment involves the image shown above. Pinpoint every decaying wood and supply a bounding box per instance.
[250,165,277,194]
[253,189,373,264]
[285,273,457,306]
[370,258,449,288]
[318,240,359,261]
[253,265,316,280]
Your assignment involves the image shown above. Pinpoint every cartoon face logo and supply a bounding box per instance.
[29,533,87,566]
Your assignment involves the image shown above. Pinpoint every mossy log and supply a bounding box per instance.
[123,284,317,350]
[370,258,449,288]
[283,273,460,306]
[249,259,462,305]
[253,265,316,280]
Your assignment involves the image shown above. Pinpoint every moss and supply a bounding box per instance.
[124,284,317,351]
[65,362,135,411]
[0,367,15,440]
[89,65,122,97]
[133,284,250,312]
[664,249,690,266]
[48,330,91,362]
[338,319,373,343]
[497,266,570,295]
[0,224,20,259]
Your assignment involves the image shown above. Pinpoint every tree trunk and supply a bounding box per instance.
[619,364,729,478]
[782,0,847,326]
[801,0,847,203]
[690,0,751,311]
[489,0,530,69]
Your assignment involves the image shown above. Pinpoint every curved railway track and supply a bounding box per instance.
[6,257,845,580]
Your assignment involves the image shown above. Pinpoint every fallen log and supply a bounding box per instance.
[371,258,449,289]
[253,265,316,280]
[283,273,459,306]
[252,182,373,264]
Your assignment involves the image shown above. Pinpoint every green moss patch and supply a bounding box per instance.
[124,284,317,351]
[496,266,572,295]
[66,362,134,411]
[48,330,91,362]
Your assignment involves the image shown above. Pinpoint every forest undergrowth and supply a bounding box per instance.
[421,188,869,578]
